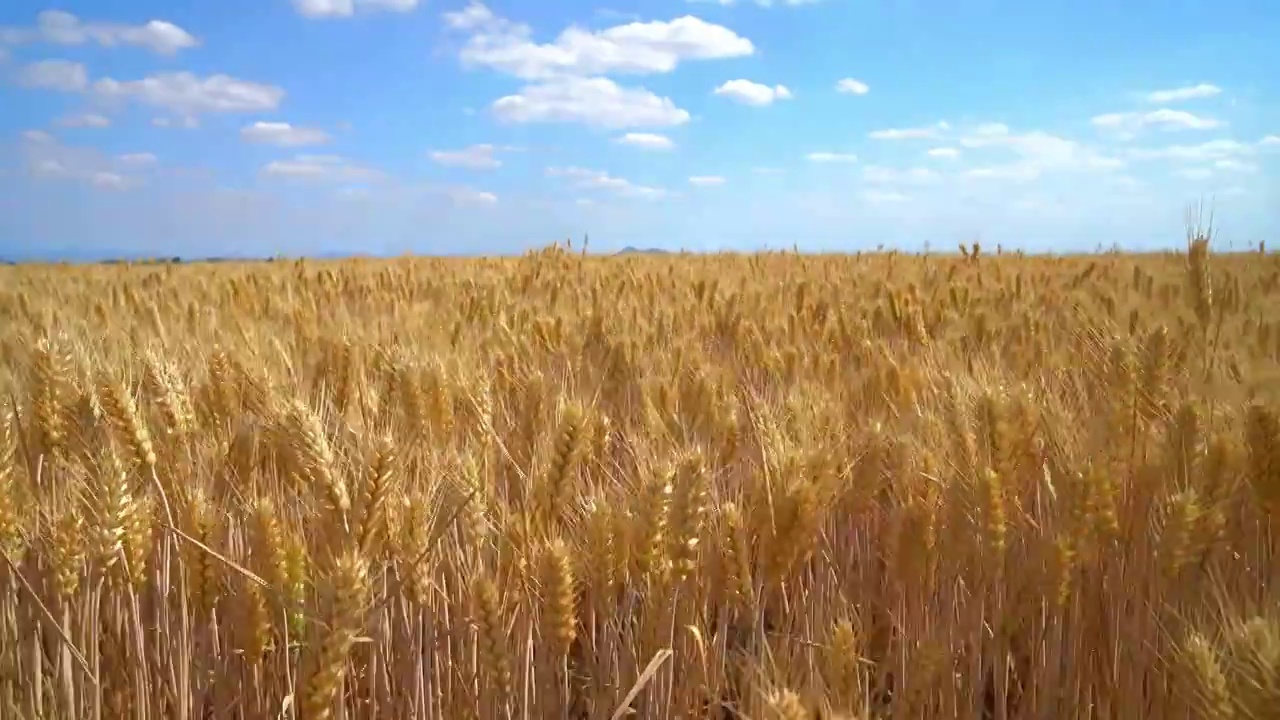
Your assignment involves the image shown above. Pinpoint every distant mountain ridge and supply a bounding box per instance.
[617,246,670,255]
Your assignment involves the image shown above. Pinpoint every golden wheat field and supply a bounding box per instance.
[0,236,1278,720]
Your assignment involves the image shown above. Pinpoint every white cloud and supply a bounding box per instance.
[689,175,726,186]
[447,186,498,205]
[16,59,87,91]
[292,0,420,18]
[370,0,422,10]
[834,78,868,95]
[28,159,66,177]
[240,121,332,146]
[93,73,286,118]
[293,0,385,17]
[967,122,1008,137]
[1090,108,1222,135]
[492,76,690,128]
[862,166,939,184]
[964,165,1041,182]
[152,116,200,129]
[118,152,158,165]
[55,112,111,128]
[1127,139,1254,162]
[90,172,130,190]
[430,144,502,169]
[443,2,498,30]
[962,124,1121,161]
[868,121,950,140]
[713,79,792,106]
[446,5,746,128]
[957,125,1123,181]
[616,132,674,150]
[1261,135,1280,147]
[806,151,857,163]
[1213,159,1257,172]
[262,155,383,182]
[18,131,147,190]
[448,4,753,80]
[0,10,197,55]
[927,147,960,159]
[1144,83,1221,103]
[546,165,667,198]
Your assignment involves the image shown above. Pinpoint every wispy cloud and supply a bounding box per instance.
[806,151,858,163]
[0,10,198,55]
[834,77,869,95]
[1143,83,1222,103]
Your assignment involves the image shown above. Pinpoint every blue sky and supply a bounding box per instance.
[1,0,1277,259]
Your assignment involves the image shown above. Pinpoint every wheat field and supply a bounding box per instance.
[0,236,1278,720]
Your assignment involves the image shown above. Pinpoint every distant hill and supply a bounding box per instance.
[617,246,670,255]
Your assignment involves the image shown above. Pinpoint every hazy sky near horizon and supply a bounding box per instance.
[1,0,1278,259]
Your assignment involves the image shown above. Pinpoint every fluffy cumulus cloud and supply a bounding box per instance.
[713,79,792,106]
[835,78,869,95]
[492,76,690,128]
[448,5,753,79]
[240,121,332,146]
[292,0,420,18]
[445,3,754,129]
[442,2,499,30]
[0,10,198,55]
